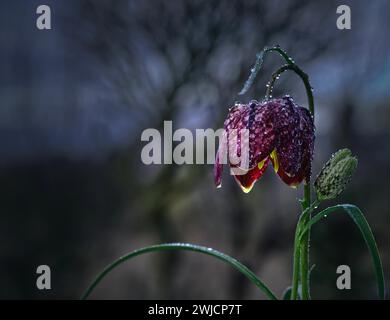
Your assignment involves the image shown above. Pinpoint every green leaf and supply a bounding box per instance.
[299,204,385,299]
[238,50,266,95]
[282,286,292,300]
[284,285,302,300]
[238,45,295,96]
[81,243,278,300]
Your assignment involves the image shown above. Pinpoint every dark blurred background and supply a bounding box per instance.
[0,0,389,299]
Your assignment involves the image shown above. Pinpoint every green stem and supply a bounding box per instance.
[261,48,315,299]
[81,243,278,300]
[300,183,312,299]
[265,64,314,118]
[242,46,316,300]
[291,217,302,299]
[239,45,295,96]
[265,45,296,65]
[291,199,319,299]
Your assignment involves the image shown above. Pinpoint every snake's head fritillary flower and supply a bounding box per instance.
[214,95,315,193]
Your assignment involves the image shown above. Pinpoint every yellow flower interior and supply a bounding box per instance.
[270,149,279,173]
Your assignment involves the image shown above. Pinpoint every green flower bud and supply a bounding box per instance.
[314,149,358,201]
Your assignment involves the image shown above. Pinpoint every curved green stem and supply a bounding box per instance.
[265,64,314,118]
[81,243,278,300]
[239,45,295,96]
[241,45,316,300]
[260,48,315,299]
[265,46,296,65]
[239,45,314,118]
[298,204,385,299]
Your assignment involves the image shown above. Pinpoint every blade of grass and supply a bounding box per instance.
[282,286,292,300]
[299,204,385,299]
[81,243,278,300]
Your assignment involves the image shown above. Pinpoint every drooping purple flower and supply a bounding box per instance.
[214,95,315,193]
